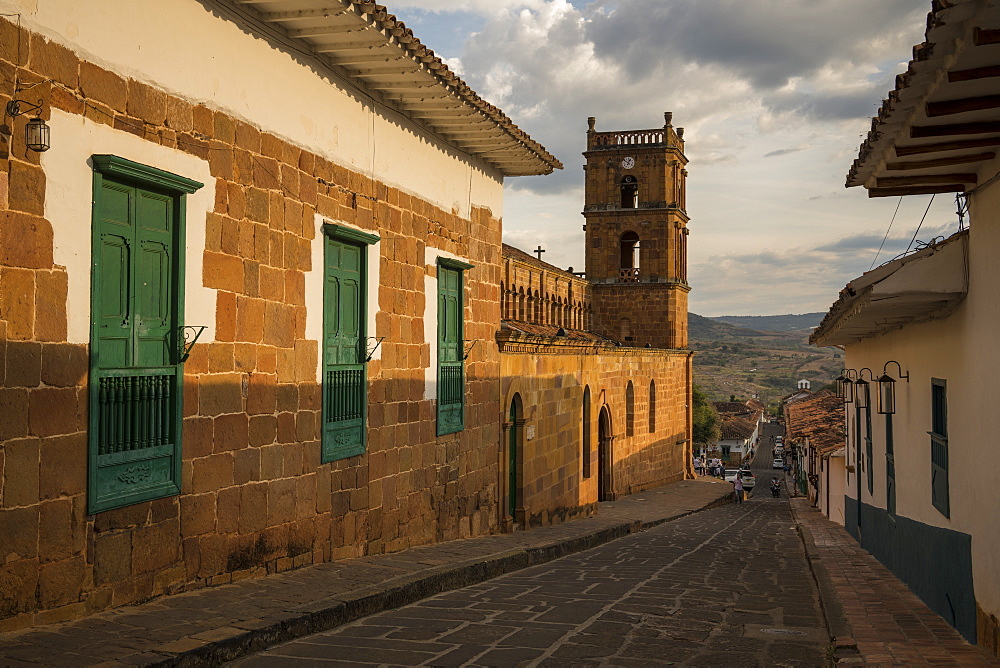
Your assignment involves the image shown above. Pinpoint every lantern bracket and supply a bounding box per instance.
[178,326,207,363]
[882,360,909,382]
[5,98,43,119]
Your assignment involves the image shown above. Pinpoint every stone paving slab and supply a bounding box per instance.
[232,492,830,667]
[0,478,733,667]
[789,497,1000,667]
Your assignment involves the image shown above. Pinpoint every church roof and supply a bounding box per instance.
[502,244,582,279]
[500,320,615,342]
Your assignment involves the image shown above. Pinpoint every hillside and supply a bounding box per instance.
[710,312,825,332]
[688,312,840,411]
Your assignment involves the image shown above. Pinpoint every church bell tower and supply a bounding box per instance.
[583,113,690,349]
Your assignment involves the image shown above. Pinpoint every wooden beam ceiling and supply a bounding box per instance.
[911,121,1000,138]
[948,64,1000,82]
[926,94,1000,117]
[894,136,1000,156]
[876,173,977,187]
[867,184,966,198]
[886,152,996,170]
[261,8,349,22]
[974,26,1000,45]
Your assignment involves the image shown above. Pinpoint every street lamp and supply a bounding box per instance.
[836,369,858,404]
[854,368,874,409]
[877,361,909,415]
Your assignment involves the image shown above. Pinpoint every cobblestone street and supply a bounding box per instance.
[232,495,829,667]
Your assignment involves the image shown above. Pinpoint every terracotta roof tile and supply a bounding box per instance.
[501,320,615,342]
[721,416,755,439]
[785,392,844,455]
[713,401,751,415]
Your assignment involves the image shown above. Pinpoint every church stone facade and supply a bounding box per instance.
[498,115,694,528]
[584,114,690,350]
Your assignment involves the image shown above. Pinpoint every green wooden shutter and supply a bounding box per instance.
[88,156,201,514]
[321,224,378,463]
[930,379,949,517]
[437,263,467,436]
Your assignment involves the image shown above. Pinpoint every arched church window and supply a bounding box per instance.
[620,175,638,208]
[619,232,640,282]
[626,381,635,437]
[649,380,656,433]
[582,385,592,478]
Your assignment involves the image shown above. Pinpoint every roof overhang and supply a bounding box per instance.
[811,230,968,346]
[847,0,1000,195]
[218,0,562,177]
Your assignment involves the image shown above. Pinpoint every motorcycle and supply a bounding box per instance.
[770,482,781,498]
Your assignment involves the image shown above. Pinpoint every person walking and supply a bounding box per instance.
[733,474,744,504]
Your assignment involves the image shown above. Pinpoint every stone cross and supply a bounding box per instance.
[534,246,545,261]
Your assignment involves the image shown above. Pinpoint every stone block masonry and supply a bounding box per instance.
[0,15,500,630]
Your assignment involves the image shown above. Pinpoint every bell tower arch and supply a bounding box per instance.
[583,113,690,349]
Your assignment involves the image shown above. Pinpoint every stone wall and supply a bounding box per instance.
[0,16,501,630]
[501,245,591,330]
[590,282,689,349]
[499,332,691,526]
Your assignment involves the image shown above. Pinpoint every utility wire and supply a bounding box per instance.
[870,196,902,270]
[905,194,936,254]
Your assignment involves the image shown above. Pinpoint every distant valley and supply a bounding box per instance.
[688,312,840,411]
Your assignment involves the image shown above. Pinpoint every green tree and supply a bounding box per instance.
[693,384,720,446]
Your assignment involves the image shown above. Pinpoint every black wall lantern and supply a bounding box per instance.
[835,369,858,404]
[5,98,50,152]
[877,361,909,415]
[855,368,875,409]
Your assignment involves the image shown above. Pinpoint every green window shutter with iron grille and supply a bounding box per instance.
[437,259,472,436]
[88,156,202,514]
[321,224,378,463]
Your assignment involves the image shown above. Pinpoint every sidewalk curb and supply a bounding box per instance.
[791,505,853,653]
[146,492,733,667]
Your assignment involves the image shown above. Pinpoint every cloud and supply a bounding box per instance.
[387,1,948,316]
[763,147,808,158]
[431,0,930,197]
[689,221,961,316]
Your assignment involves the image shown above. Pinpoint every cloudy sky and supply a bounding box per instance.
[388,0,961,316]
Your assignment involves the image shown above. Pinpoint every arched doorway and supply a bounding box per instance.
[598,405,613,501]
[507,394,523,519]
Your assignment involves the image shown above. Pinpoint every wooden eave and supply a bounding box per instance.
[221,0,562,177]
[847,0,1000,196]
[811,231,969,346]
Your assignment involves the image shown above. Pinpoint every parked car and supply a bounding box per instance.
[724,469,756,489]
[772,458,784,469]
[773,445,783,456]
[775,435,783,444]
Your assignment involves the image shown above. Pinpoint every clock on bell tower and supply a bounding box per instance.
[582,112,690,349]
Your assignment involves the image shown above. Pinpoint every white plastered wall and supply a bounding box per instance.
[43,108,216,344]
[1,0,505,219]
[842,157,1000,626]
